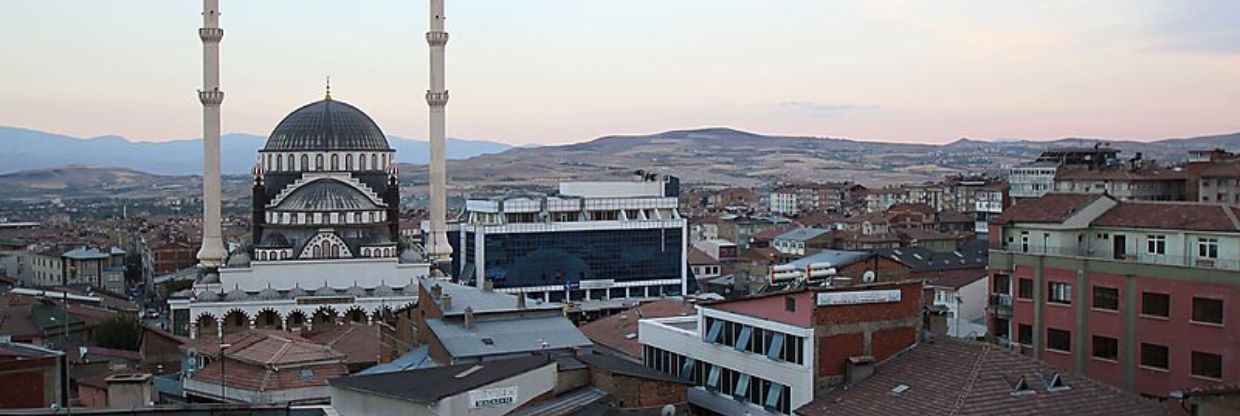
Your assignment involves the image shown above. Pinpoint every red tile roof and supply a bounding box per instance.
[687,248,718,266]
[800,339,1170,416]
[305,324,380,367]
[578,299,697,360]
[991,193,1103,224]
[1092,202,1240,232]
[188,330,349,393]
[1198,162,1240,178]
[750,224,800,242]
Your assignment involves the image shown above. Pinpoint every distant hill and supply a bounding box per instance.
[0,126,512,175]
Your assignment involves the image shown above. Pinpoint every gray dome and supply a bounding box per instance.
[196,290,220,302]
[273,179,381,211]
[344,284,367,297]
[258,232,291,248]
[226,251,252,268]
[224,288,250,302]
[402,281,418,295]
[263,99,392,152]
[314,284,337,297]
[399,247,424,264]
[287,286,309,298]
[373,283,395,297]
[257,287,282,300]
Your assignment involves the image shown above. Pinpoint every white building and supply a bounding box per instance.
[1008,161,1059,199]
[446,176,688,303]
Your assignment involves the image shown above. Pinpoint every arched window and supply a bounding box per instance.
[301,155,309,171]
[360,154,367,170]
[371,154,378,170]
[276,154,283,171]
[316,154,324,170]
[331,244,340,258]
[345,154,353,170]
[313,246,321,258]
[331,154,339,170]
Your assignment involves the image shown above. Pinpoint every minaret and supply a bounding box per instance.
[196,0,228,275]
[425,0,454,269]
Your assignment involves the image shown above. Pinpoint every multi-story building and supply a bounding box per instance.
[639,280,923,415]
[987,193,1240,402]
[1196,162,1240,205]
[974,181,1009,236]
[1053,164,1187,201]
[769,183,862,216]
[448,176,688,303]
[1009,146,1120,199]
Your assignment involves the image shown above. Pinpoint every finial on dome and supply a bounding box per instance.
[325,75,332,101]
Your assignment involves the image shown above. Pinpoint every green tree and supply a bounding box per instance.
[95,317,141,351]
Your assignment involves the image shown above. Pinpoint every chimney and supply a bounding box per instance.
[105,373,153,408]
[846,356,875,385]
[431,284,442,298]
[441,294,452,310]
[463,306,474,329]
[516,293,526,309]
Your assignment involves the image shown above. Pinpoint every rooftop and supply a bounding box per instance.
[329,355,554,404]
[990,193,1104,224]
[799,339,1169,416]
[427,314,593,360]
[578,299,696,360]
[775,228,832,242]
[422,277,560,316]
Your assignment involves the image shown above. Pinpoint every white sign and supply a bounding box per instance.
[816,289,902,306]
[578,279,616,290]
[469,386,518,409]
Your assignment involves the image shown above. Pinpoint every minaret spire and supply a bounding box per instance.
[196,0,228,276]
[425,0,454,271]
[325,75,332,100]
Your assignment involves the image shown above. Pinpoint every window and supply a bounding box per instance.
[1017,324,1033,346]
[1048,282,1072,305]
[1017,278,1034,300]
[1140,343,1169,370]
[785,296,796,312]
[330,154,339,170]
[1192,297,1224,324]
[1047,328,1071,352]
[1198,238,1219,259]
[316,154,324,170]
[1092,336,1119,361]
[1192,351,1223,379]
[1142,292,1171,318]
[1092,286,1119,311]
[1146,235,1166,255]
[993,274,1011,294]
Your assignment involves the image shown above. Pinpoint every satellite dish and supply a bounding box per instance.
[661,404,677,416]
[862,270,877,283]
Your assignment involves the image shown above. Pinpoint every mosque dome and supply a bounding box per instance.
[196,290,220,302]
[257,287,283,301]
[373,283,395,297]
[263,98,392,152]
[287,285,309,299]
[224,288,250,302]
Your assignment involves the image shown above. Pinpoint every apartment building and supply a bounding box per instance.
[987,193,1240,402]
[639,281,923,415]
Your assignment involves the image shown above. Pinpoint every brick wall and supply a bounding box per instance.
[817,333,864,377]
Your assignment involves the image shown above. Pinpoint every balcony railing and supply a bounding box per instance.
[987,293,1012,318]
[992,243,1240,271]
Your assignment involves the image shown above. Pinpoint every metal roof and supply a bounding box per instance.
[785,249,871,269]
[427,315,593,359]
[263,99,392,152]
[775,228,831,242]
[422,277,560,316]
[272,180,382,212]
[330,355,554,404]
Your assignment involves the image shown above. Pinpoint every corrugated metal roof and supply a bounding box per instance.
[775,228,831,242]
[428,315,592,359]
[786,249,871,269]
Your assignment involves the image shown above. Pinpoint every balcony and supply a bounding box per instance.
[987,293,1012,318]
[991,243,1240,271]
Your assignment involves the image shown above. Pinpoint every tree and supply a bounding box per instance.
[95,317,141,351]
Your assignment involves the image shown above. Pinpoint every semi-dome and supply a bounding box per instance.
[272,179,381,212]
[263,98,392,152]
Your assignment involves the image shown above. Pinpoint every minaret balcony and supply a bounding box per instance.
[198,89,225,105]
[425,31,449,47]
[425,91,450,107]
[199,27,224,43]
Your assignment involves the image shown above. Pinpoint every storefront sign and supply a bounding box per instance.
[469,386,518,408]
[816,289,901,306]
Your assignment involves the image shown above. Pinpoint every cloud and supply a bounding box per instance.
[775,102,878,117]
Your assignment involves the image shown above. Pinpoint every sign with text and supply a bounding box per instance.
[816,289,901,306]
[468,386,518,409]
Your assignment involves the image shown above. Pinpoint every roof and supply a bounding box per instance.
[799,339,1170,416]
[687,248,718,266]
[749,224,800,242]
[877,241,988,273]
[423,278,560,316]
[990,193,1103,224]
[1054,167,1186,181]
[272,179,382,212]
[188,330,348,393]
[578,299,696,360]
[776,228,831,242]
[62,247,111,260]
[304,323,380,367]
[936,210,976,224]
[354,345,435,376]
[1092,202,1240,232]
[1198,161,1240,178]
[427,315,593,359]
[329,355,554,404]
[786,249,872,269]
[191,357,348,393]
[895,228,960,242]
[578,351,693,385]
[263,98,392,152]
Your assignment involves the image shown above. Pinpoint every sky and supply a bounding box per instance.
[1,0,1238,146]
